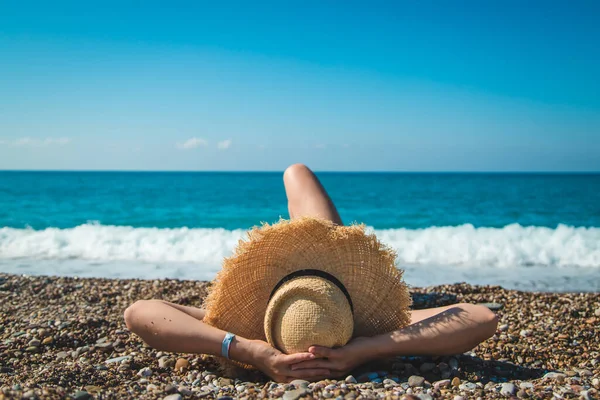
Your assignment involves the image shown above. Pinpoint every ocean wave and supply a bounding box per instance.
[0,223,599,268]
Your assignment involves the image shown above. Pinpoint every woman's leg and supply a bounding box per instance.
[283,163,343,225]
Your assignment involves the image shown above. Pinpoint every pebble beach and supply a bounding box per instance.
[0,273,598,400]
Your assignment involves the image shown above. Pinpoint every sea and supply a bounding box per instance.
[1,171,599,292]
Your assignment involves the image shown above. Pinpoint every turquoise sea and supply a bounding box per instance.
[1,171,599,292]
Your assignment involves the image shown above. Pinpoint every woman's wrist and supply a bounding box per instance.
[366,333,405,360]
[227,336,259,365]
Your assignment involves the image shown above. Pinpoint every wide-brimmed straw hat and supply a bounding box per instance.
[204,217,412,366]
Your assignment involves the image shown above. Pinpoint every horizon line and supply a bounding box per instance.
[1,169,599,174]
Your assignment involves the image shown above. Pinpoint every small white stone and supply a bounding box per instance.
[137,367,152,377]
[146,384,158,391]
[178,386,192,396]
[520,382,534,390]
[500,382,516,396]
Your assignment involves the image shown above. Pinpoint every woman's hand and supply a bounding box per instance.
[248,340,331,382]
[290,337,374,378]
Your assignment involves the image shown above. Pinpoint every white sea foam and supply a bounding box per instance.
[1,223,599,291]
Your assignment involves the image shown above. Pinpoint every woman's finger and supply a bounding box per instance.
[308,345,335,358]
[290,359,335,370]
[281,352,316,365]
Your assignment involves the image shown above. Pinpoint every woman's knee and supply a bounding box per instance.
[283,163,313,184]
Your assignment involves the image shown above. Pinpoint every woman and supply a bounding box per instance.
[124,163,498,382]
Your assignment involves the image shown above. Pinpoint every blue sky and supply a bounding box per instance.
[1,1,599,171]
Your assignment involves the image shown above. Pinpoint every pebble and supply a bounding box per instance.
[408,376,425,387]
[283,388,308,400]
[453,396,465,400]
[451,377,461,387]
[520,382,534,390]
[520,329,532,337]
[73,391,91,400]
[174,358,189,372]
[433,379,451,389]
[105,356,131,364]
[217,377,232,386]
[162,395,182,400]
[345,375,357,384]
[290,379,310,388]
[459,382,477,391]
[159,356,175,369]
[164,384,177,394]
[56,351,69,360]
[581,390,593,400]
[595,308,600,317]
[137,367,152,377]
[95,342,113,352]
[544,372,567,383]
[22,390,35,398]
[500,382,516,396]
[146,384,158,391]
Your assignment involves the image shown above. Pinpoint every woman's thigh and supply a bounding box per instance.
[283,163,343,225]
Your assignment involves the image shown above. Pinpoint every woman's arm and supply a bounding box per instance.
[123,300,331,382]
[292,303,498,376]
[370,303,498,358]
[149,300,206,321]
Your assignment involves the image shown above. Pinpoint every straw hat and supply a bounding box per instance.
[203,217,412,366]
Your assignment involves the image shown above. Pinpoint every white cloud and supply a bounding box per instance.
[176,137,208,150]
[1,137,71,147]
[217,139,232,150]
